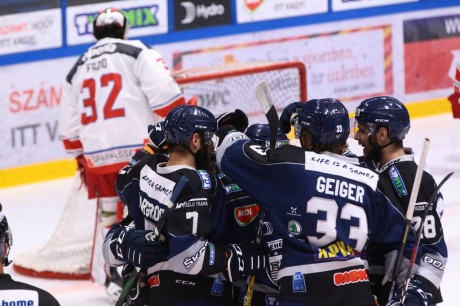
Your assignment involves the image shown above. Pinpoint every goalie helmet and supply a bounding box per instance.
[295,98,350,147]
[0,203,13,266]
[164,105,217,145]
[93,7,129,40]
[245,124,289,148]
[355,96,410,141]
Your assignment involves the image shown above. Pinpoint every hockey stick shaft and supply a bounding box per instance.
[243,81,279,306]
[388,138,430,300]
[255,80,280,153]
[399,171,454,304]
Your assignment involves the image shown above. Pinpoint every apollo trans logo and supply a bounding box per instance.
[74,5,160,36]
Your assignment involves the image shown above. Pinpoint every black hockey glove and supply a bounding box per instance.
[224,241,268,283]
[387,277,432,306]
[148,121,167,153]
[279,102,305,133]
[215,109,249,133]
[111,227,169,268]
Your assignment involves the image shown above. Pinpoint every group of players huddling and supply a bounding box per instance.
[103,95,447,306]
[55,7,448,306]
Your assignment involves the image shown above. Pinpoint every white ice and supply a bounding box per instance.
[1,113,459,305]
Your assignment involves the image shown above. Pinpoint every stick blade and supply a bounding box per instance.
[255,80,274,114]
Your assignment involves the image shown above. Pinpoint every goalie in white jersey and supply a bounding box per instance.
[58,7,185,301]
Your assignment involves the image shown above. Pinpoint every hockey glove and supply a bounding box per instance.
[279,102,305,133]
[111,227,169,268]
[224,242,268,283]
[215,109,249,133]
[387,277,432,306]
[148,121,168,153]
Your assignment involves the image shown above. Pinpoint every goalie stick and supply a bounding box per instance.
[399,171,454,304]
[242,80,279,306]
[116,175,189,306]
[388,138,430,300]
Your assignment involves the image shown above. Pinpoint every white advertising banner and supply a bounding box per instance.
[332,0,418,11]
[0,57,77,168]
[66,0,168,46]
[173,26,389,103]
[236,0,328,23]
[0,9,62,56]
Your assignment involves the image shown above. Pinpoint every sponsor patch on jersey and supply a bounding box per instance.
[313,240,358,261]
[288,220,302,236]
[333,268,369,286]
[234,204,259,226]
[148,274,160,287]
[389,165,408,197]
[197,170,212,189]
[209,242,215,265]
[211,276,224,297]
[224,182,242,194]
[292,271,307,292]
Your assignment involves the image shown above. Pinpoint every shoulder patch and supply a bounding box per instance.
[388,165,408,197]
[196,169,212,189]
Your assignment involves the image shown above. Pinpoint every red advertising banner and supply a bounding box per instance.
[404,14,460,94]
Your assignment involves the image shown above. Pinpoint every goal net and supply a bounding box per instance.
[12,61,306,279]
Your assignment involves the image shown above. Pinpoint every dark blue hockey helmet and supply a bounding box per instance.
[245,124,289,148]
[354,96,410,141]
[295,98,350,147]
[0,204,12,266]
[164,105,217,145]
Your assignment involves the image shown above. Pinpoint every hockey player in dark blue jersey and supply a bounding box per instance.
[216,98,422,306]
[353,96,448,306]
[105,105,268,306]
[210,120,290,306]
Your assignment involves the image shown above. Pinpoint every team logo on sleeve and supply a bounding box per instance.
[389,166,408,197]
[197,170,211,189]
[288,220,302,236]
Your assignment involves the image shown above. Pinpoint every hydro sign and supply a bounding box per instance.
[174,0,231,31]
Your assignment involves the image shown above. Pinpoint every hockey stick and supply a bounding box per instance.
[398,171,454,304]
[255,80,280,154]
[388,138,430,300]
[115,175,189,306]
[242,81,279,306]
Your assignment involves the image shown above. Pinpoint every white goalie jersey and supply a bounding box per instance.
[58,37,184,173]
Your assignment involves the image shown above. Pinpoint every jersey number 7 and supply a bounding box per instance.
[81,73,124,125]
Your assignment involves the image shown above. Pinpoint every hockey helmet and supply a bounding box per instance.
[164,105,217,145]
[295,98,350,147]
[93,7,129,40]
[354,96,410,141]
[245,124,289,148]
[0,204,12,266]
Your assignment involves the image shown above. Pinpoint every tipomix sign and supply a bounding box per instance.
[66,0,168,46]
[174,0,231,31]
